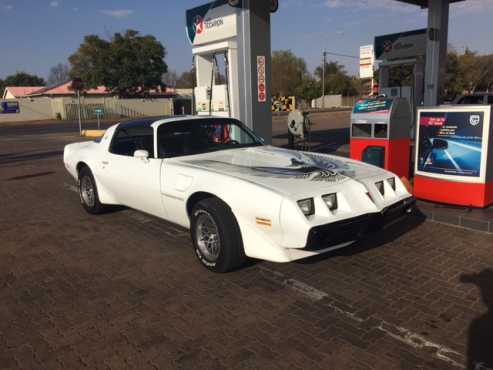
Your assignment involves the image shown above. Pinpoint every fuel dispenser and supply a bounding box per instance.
[350,97,413,179]
[414,105,493,208]
[186,0,278,143]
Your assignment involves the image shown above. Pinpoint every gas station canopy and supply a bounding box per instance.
[395,0,464,7]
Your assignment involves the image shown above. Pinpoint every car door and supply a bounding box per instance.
[99,124,166,218]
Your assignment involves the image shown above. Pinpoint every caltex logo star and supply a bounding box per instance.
[383,40,393,53]
[194,16,204,35]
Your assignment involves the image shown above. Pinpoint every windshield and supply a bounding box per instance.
[157,118,263,158]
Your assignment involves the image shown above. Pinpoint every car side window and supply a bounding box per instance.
[110,126,154,157]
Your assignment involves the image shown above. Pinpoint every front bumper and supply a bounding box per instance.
[305,197,416,251]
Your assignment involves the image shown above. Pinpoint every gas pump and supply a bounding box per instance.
[194,51,232,117]
[350,97,413,179]
[186,0,278,143]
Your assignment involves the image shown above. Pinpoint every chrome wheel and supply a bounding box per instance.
[195,211,221,262]
[80,176,95,208]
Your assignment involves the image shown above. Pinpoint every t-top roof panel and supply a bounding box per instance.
[395,0,464,7]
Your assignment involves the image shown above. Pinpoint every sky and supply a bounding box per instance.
[1,0,493,81]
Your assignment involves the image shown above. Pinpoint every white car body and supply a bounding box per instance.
[64,116,414,263]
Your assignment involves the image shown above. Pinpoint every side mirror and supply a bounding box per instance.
[432,139,448,150]
[134,149,150,160]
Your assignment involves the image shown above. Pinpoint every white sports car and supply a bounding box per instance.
[64,116,415,272]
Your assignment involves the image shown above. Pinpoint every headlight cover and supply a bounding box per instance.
[322,193,338,211]
[297,198,315,217]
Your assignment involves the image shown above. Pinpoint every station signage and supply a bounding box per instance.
[0,101,20,114]
[257,56,266,103]
[186,1,238,46]
[374,29,427,61]
[353,99,392,114]
[359,45,374,79]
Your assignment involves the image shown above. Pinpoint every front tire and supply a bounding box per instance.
[78,167,107,214]
[191,198,245,273]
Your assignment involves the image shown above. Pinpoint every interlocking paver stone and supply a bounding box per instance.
[1,121,492,370]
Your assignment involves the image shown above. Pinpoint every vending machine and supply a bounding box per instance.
[414,105,493,208]
[350,97,413,179]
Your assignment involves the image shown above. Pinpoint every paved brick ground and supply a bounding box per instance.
[0,121,492,370]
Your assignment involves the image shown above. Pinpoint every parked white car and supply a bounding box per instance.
[64,116,415,272]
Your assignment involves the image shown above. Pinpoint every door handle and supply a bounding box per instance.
[102,161,109,165]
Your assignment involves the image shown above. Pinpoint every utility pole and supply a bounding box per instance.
[322,51,326,109]
[71,78,84,135]
[76,90,82,135]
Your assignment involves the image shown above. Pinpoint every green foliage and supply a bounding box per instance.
[3,72,45,87]
[69,30,168,97]
[294,75,320,103]
[445,49,493,96]
[270,50,362,102]
[0,72,46,98]
[176,69,196,88]
[389,64,414,87]
[314,61,360,96]
[271,50,308,97]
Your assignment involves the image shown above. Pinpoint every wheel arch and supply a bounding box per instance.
[186,191,230,219]
[76,161,90,176]
[76,161,118,205]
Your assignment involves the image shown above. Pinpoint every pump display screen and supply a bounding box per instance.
[417,111,484,177]
[353,99,392,114]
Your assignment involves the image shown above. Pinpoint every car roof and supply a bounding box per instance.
[118,115,236,130]
[151,115,237,128]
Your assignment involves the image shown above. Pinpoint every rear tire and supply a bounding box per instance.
[78,167,107,214]
[191,198,245,273]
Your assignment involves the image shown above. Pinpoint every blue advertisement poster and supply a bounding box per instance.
[417,111,484,177]
[353,99,393,114]
[0,101,20,114]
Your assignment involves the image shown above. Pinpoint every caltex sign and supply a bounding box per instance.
[186,1,239,46]
[359,45,374,79]
[374,29,427,61]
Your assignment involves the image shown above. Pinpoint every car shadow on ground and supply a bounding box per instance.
[297,209,427,265]
[461,270,493,370]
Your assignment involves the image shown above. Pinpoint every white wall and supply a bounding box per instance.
[311,95,343,109]
[0,96,174,123]
[0,98,53,123]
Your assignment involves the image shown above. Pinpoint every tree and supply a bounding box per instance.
[176,69,196,88]
[314,61,358,96]
[294,75,320,103]
[69,30,168,97]
[0,72,46,98]
[3,72,45,87]
[48,63,71,86]
[443,49,493,97]
[271,50,308,97]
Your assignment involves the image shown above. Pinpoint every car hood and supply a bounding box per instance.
[175,146,390,196]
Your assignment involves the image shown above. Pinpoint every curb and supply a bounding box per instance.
[81,130,105,138]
